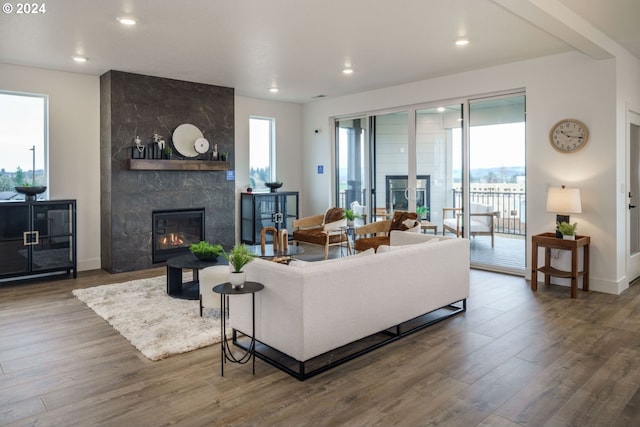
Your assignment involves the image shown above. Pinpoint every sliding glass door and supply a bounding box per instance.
[335,117,366,212]
[334,92,526,274]
[371,112,408,220]
[468,94,526,271]
[415,105,462,227]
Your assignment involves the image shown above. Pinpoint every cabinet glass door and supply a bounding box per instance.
[31,203,74,273]
[281,193,298,238]
[0,204,30,276]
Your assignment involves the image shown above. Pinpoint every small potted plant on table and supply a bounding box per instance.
[416,206,429,220]
[223,244,257,289]
[343,209,363,227]
[557,221,578,240]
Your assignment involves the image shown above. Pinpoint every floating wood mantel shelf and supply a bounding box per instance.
[128,159,231,171]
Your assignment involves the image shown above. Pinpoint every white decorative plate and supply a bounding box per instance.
[172,123,202,157]
[194,137,210,154]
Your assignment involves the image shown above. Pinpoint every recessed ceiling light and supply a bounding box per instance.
[455,38,469,46]
[117,17,137,25]
[72,56,88,63]
[343,68,354,75]
[437,107,446,112]
[269,87,279,93]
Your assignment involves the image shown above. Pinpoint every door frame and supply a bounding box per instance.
[626,108,640,283]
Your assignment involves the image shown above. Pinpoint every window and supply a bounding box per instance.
[249,116,275,190]
[0,91,48,200]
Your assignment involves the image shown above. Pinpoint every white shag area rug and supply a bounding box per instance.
[72,276,226,361]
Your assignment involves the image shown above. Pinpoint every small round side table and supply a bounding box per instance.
[212,281,264,376]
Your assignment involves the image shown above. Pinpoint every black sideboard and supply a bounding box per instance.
[0,199,77,282]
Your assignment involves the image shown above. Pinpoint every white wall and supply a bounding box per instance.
[302,51,623,293]
[0,63,101,272]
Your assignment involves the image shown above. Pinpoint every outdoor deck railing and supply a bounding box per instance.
[451,190,526,236]
[338,189,526,237]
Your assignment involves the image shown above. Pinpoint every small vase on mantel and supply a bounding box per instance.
[229,271,246,289]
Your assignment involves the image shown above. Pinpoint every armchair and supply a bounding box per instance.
[442,202,499,247]
[353,211,419,252]
[292,207,351,259]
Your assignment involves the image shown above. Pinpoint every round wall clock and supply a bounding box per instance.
[549,119,589,153]
[194,137,210,154]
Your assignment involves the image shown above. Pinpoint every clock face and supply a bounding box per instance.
[194,137,210,154]
[549,119,589,153]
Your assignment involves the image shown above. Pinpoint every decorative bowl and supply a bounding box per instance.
[15,186,47,198]
[265,181,283,192]
[189,241,223,261]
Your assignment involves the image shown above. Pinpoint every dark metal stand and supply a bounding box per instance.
[166,253,224,300]
[233,298,466,381]
[213,281,264,376]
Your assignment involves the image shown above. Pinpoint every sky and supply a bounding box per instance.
[249,117,271,169]
[0,92,46,173]
[453,122,526,170]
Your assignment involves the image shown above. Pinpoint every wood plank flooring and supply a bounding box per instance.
[1,252,640,426]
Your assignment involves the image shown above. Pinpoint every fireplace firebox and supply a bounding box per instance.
[152,208,205,263]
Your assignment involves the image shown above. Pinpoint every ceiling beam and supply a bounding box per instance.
[492,0,616,60]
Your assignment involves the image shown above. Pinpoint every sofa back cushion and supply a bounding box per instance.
[470,202,493,226]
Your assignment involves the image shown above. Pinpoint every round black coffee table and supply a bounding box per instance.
[166,253,226,299]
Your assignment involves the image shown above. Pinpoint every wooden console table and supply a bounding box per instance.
[531,232,590,299]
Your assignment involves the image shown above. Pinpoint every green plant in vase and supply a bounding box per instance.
[556,221,578,239]
[343,209,363,226]
[416,206,429,219]
[189,241,223,260]
[223,244,257,288]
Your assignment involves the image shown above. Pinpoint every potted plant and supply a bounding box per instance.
[220,152,228,161]
[557,221,578,240]
[416,206,429,220]
[223,243,257,288]
[343,209,363,227]
[163,146,173,159]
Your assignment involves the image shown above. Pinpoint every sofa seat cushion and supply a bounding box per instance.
[354,235,389,252]
[293,228,344,245]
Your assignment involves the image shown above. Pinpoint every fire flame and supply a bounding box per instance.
[159,233,185,248]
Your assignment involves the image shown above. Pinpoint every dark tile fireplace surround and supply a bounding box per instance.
[100,71,235,273]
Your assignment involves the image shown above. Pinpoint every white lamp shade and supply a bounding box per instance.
[546,187,582,214]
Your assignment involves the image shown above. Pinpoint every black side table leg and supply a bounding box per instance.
[252,292,256,375]
[220,293,225,376]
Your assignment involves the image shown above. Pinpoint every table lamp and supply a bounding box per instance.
[546,185,582,237]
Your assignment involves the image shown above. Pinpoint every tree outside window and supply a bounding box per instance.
[0,91,48,199]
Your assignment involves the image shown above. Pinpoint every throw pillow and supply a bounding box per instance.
[323,207,345,225]
[389,211,418,232]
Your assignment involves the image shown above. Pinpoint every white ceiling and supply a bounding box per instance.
[0,0,638,103]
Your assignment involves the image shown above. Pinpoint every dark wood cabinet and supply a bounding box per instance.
[0,200,77,282]
[240,192,298,245]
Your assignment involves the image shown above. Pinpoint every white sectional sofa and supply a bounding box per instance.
[230,231,470,379]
